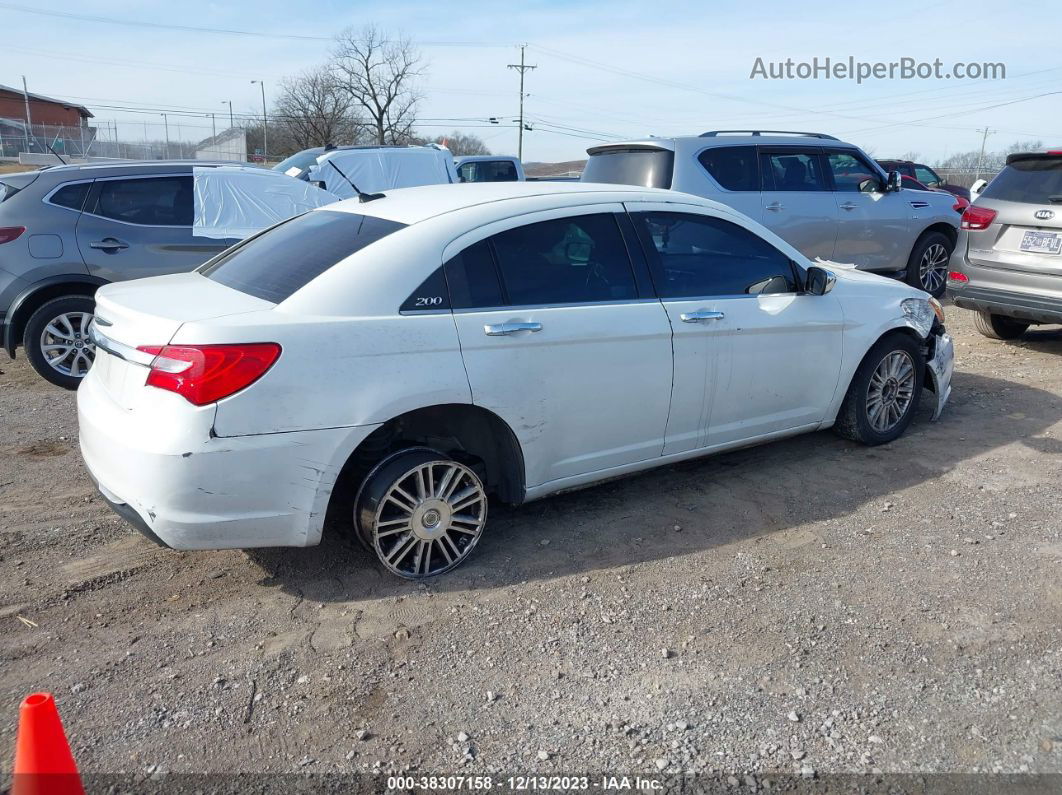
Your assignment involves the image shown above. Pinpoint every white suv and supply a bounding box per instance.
[582,131,960,297]
[78,182,953,579]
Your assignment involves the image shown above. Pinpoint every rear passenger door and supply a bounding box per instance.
[758,147,838,261]
[445,206,674,488]
[824,149,911,271]
[696,145,764,222]
[627,205,843,449]
[76,174,229,282]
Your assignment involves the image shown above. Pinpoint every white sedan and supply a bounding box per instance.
[78,182,954,579]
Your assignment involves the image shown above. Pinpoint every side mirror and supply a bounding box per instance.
[806,266,836,296]
[886,170,903,192]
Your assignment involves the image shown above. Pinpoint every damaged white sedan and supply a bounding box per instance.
[79,182,953,579]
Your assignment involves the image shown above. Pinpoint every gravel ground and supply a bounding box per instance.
[0,306,1060,788]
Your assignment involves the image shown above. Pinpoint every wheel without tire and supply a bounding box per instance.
[973,311,1029,340]
[835,333,925,446]
[23,295,96,389]
[355,448,488,579]
[905,231,952,297]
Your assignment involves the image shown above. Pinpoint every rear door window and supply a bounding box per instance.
[698,146,760,191]
[90,176,194,226]
[981,157,1062,204]
[48,182,91,210]
[201,210,406,304]
[488,214,638,306]
[581,149,674,189]
[761,150,827,192]
[632,211,798,297]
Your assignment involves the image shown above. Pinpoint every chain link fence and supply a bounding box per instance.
[1,120,199,162]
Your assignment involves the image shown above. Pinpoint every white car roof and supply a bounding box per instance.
[318,181,723,226]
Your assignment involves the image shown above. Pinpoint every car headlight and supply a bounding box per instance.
[901,297,943,336]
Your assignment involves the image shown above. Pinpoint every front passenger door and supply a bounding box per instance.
[628,205,844,448]
[824,150,911,271]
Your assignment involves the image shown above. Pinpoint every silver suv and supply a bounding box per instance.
[581,130,960,297]
[947,149,1062,339]
[0,161,235,388]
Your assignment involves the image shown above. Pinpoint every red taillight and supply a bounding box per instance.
[0,226,25,244]
[1047,150,1062,156]
[961,206,998,230]
[953,198,969,214]
[136,343,281,406]
[948,271,969,285]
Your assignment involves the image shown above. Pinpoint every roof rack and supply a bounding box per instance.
[700,130,839,140]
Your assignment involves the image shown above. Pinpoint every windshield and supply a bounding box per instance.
[982,157,1062,204]
[581,149,674,189]
[272,149,325,178]
[201,210,406,303]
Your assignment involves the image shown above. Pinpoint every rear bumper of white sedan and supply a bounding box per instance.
[77,374,378,550]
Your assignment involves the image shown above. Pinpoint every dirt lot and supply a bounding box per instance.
[1,306,1060,787]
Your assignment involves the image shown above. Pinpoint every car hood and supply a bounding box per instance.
[813,258,926,297]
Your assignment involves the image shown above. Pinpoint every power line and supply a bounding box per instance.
[0,2,508,46]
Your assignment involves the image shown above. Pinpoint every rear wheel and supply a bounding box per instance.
[355,448,488,579]
[905,231,952,297]
[835,333,925,446]
[23,296,96,389]
[973,311,1029,340]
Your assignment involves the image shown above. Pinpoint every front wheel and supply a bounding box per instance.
[355,448,488,579]
[23,295,97,389]
[835,334,925,445]
[905,232,952,298]
[973,311,1029,340]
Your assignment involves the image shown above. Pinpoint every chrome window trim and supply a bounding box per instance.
[451,298,662,314]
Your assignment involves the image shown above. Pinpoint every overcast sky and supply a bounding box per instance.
[1,0,1059,163]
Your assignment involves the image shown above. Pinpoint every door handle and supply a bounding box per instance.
[484,321,543,336]
[839,201,857,211]
[680,310,725,323]
[765,201,784,212]
[89,238,129,252]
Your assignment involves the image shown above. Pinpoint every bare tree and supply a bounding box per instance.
[273,66,364,151]
[432,131,491,156]
[331,26,423,145]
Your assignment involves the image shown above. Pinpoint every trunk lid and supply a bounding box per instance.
[90,272,274,408]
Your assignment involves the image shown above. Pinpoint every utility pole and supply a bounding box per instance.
[507,45,536,160]
[222,100,234,129]
[251,80,267,162]
[21,75,33,153]
[974,126,995,181]
[161,113,170,159]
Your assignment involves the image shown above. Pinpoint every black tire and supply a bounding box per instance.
[834,333,925,446]
[905,231,952,298]
[22,295,97,390]
[973,311,1029,341]
[355,447,488,579]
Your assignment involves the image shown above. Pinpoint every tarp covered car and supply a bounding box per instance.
[193,166,341,240]
[308,145,457,199]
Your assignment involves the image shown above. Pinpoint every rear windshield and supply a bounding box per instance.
[200,210,406,303]
[272,149,323,178]
[581,149,674,189]
[982,157,1062,204]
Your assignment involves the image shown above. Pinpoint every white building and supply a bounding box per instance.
[195,128,247,162]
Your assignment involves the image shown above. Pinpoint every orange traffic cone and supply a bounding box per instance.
[12,692,84,795]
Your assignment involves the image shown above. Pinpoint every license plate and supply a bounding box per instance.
[1020,230,1062,255]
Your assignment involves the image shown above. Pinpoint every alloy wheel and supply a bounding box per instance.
[370,459,487,579]
[919,243,949,295]
[39,312,95,378]
[866,350,916,433]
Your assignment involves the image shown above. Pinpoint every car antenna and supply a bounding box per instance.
[45,141,68,165]
[326,158,384,203]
